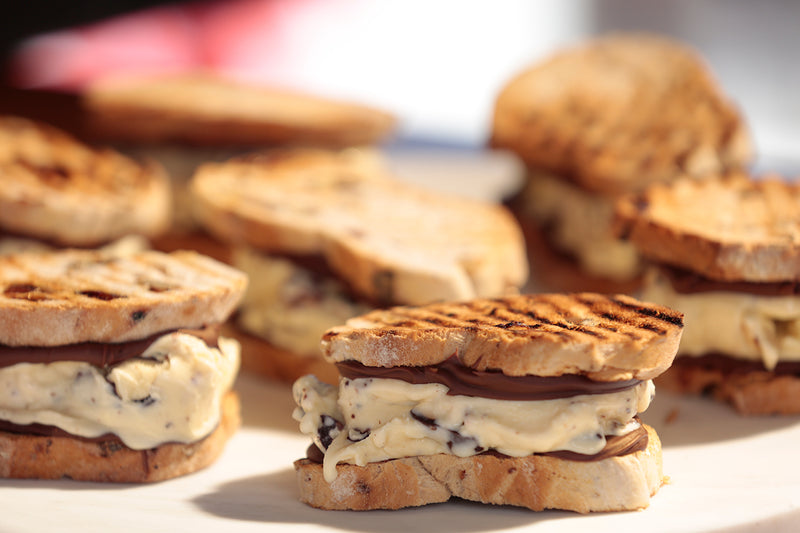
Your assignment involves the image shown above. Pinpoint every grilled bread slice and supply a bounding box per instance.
[0,390,240,482]
[322,293,684,381]
[83,73,396,147]
[294,423,663,512]
[491,33,751,195]
[191,148,528,305]
[0,116,170,246]
[0,249,247,346]
[616,173,800,282]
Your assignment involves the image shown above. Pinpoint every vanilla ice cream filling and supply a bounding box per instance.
[293,374,654,482]
[235,248,371,356]
[519,170,641,281]
[0,332,240,449]
[642,269,800,370]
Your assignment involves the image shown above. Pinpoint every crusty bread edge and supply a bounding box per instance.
[294,424,663,512]
[657,364,800,415]
[0,391,240,482]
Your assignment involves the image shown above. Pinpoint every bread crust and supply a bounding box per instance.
[0,116,170,246]
[83,74,396,147]
[491,34,751,195]
[0,249,247,346]
[322,293,683,381]
[294,423,663,512]
[657,364,800,415]
[616,174,800,282]
[0,390,240,482]
[191,148,528,305]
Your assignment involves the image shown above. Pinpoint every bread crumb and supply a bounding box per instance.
[664,408,679,425]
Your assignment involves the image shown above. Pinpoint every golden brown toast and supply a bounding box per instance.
[0,116,170,246]
[191,148,528,305]
[83,73,396,147]
[0,249,247,346]
[491,33,751,195]
[0,391,240,482]
[295,423,663,512]
[616,173,800,282]
[322,293,684,381]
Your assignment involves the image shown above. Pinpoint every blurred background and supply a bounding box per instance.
[0,0,797,168]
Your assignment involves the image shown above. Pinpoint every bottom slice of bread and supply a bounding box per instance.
[294,424,663,513]
[0,391,240,482]
[657,365,800,415]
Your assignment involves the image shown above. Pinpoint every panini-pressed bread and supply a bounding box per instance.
[293,293,683,512]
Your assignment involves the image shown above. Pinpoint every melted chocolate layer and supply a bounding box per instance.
[336,358,642,401]
[0,419,121,443]
[660,264,800,296]
[304,423,648,464]
[0,324,220,369]
[674,353,800,375]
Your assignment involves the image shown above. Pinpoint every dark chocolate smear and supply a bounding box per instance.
[0,324,220,369]
[0,419,122,443]
[673,352,800,375]
[336,357,642,401]
[659,264,800,296]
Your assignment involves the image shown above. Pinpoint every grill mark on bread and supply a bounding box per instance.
[607,296,684,327]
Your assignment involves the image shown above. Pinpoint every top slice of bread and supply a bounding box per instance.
[0,116,171,247]
[0,249,247,346]
[191,148,528,305]
[490,33,751,196]
[616,173,800,282]
[83,73,396,147]
[322,293,683,381]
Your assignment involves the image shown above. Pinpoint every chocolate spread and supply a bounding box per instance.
[673,352,800,375]
[659,264,800,296]
[336,357,642,401]
[304,422,648,464]
[0,324,220,369]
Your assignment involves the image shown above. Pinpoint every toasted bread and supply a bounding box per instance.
[657,364,800,415]
[83,73,396,147]
[191,148,528,305]
[294,423,662,512]
[0,116,170,246]
[491,33,751,195]
[616,173,800,282]
[0,390,240,482]
[0,249,247,346]
[322,293,683,381]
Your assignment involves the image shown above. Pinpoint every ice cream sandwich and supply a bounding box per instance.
[190,147,529,383]
[0,249,246,481]
[292,292,683,512]
[617,172,800,414]
[490,33,751,292]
